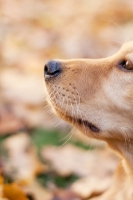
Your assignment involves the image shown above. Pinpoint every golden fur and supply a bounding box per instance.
[44,41,133,200]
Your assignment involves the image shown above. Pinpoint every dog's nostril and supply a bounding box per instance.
[44,65,48,74]
[44,60,61,78]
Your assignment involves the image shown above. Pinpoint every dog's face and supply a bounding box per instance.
[44,42,133,144]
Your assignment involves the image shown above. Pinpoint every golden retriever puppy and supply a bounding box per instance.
[44,41,133,200]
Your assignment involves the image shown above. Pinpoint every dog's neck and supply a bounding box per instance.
[106,139,133,199]
[107,139,133,173]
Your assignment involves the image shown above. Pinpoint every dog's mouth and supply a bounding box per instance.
[76,118,100,133]
[47,93,100,133]
[45,80,100,133]
[60,112,100,133]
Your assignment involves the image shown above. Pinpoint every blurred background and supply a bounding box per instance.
[0,0,133,199]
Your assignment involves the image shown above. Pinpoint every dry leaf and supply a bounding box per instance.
[42,144,118,199]
[71,176,111,199]
[24,180,53,200]
[2,133,45,183]
[52,188,80,200]
[3,183,28,200]
[0,109,24,135]
[0,177,28,200]
[42,144,118,177]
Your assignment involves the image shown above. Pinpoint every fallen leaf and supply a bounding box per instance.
[71,176,111,199]
[41,144,118,177]
[24,180,53,200]
[52,188,80,200]
[3,183,28,200]
[2,133,46,183]
[0,106,24,134]
[0,176,28,200]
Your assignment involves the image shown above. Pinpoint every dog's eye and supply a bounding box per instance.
[119,60,133,70]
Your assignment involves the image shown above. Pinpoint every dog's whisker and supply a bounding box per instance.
[58,129,74,149]
[58,131,73,142]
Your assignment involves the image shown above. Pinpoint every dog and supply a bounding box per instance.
[44,41,133,200]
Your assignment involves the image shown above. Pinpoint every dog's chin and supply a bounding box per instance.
[49,101,100,136]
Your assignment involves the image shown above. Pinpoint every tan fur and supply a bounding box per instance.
[44,41,133,200]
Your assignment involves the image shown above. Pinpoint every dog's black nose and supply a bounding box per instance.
[44,60,61,78]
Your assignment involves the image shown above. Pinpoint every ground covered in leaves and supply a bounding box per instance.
[0,0,133,199]
[0,130,118,200]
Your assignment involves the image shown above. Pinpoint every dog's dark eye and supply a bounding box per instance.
[119,60,133,70]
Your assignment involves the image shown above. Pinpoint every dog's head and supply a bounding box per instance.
[44,41,133,153]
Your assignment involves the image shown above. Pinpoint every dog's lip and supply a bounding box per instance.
[50,105,100,133]
[63,113,100,133]
[76,118,100,132]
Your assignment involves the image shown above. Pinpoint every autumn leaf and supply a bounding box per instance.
[3,183,28,200]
